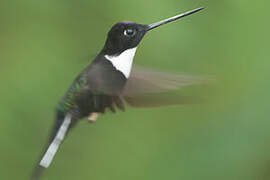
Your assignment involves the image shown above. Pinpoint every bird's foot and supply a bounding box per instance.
[88,112,99,123]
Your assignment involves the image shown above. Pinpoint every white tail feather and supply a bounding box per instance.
[39,114,72,168]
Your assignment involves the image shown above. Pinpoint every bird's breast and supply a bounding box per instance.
[104,47,137,78]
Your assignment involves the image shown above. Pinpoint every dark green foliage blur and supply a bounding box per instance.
[0,0,269,179]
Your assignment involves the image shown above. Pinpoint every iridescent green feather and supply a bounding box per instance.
[57,76,87,113]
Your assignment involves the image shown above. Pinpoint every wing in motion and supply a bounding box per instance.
[122,66,212,107]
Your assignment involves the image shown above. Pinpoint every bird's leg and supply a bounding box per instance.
[88,112,99,123]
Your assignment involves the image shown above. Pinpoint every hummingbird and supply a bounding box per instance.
[32,7,205,179]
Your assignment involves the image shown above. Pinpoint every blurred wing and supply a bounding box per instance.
[124,93,205,107]
[123,66,208,95]
[122,66,211,107]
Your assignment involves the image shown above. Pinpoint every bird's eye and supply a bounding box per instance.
[124,29,136,37]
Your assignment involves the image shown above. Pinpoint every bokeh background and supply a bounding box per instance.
[1,0,269,179]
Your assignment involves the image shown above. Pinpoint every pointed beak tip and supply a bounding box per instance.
[147,7,205,31]
[198,7,205,11]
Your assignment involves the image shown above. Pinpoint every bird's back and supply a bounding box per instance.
[57,56,127,118]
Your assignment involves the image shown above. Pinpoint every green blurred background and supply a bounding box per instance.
[1,0,270,179]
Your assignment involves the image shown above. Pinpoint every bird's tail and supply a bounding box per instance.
[31,111,72,180]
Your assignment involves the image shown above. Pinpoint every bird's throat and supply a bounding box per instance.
[105,47,137,78]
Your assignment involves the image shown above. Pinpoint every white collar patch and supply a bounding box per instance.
[105,47,137,78]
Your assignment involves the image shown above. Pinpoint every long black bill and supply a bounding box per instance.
[147,7,204,31]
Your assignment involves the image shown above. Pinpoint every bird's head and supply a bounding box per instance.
[103,21,148,56]
[102,7,204,56]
